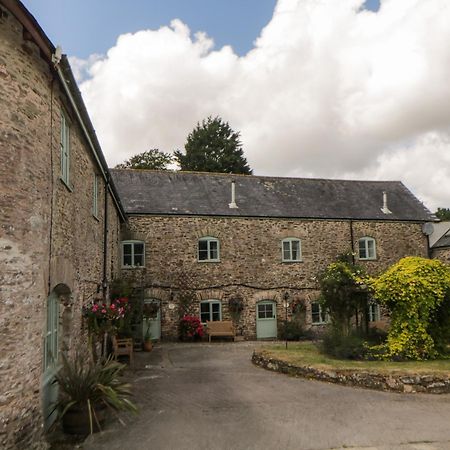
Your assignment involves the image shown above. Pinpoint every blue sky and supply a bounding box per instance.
[24,0,277,57]
[24,0,379,58]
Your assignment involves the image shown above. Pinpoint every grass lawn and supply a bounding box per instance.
[260,342,450,376]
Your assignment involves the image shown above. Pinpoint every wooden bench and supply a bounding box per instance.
[206,321,235,342]
[112,336,134,365]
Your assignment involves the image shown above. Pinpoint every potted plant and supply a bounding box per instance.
[53,353,137,435]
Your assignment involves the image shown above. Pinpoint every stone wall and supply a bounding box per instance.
[0,6,121,449]
[252,351,450,394]
[121,215,428,340]
[432,247,450,264]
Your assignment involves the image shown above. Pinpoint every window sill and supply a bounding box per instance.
[358,258,377,261]
[60,177,73,192]
[281,260,303,263]
[121,266,145,270]
[311,322,329,326]
[197,260,221,263]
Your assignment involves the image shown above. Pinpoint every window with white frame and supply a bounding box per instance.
[198,237,220,262]
[368,302,381,322]
[60,111,70,187]
[92,174,99,218]
[200,300,221,323]
[311,302,328,324]
[282,238,302,262]
[358,237,376,260]
[257,302,276,319]
[121,241,145,268]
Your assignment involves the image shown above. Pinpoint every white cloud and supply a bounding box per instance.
[75,0,450,211]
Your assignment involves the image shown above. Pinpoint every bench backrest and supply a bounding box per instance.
[206,320,234,333]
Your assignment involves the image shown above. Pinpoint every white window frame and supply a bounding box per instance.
[200,300,222,323]
[92,174,99,219]
[358,237,377,260]
[368,302,381,322]
[198,236,220,262]
[257,301,276,320]
[311,302,328,325]
[121,240,145,268]
[60,111,70,188]
[281,238,302,262]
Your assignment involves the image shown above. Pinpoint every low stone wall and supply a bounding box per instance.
[252,351,450,394]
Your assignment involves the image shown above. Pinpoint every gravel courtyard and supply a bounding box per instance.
[82,342,450,450]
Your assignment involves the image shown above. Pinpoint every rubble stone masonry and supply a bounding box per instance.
[122,215,428,340]
[0,6,121,449]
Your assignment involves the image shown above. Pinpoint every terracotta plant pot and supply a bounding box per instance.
[62,403,107,435]
[143,340,153,352]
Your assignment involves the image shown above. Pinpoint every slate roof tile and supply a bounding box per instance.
[110,169,433,221]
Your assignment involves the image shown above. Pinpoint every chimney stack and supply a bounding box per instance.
[229,180,238,209]
[381,191,392,214]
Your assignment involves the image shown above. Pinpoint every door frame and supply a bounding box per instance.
[256,300,278,339]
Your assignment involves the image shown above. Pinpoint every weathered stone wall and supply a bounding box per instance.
[252,351,450,394]
[122,215,428,340]
[432,247,450,264]
[0,6,121,449]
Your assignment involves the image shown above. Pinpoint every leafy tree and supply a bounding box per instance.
[369,257,450,360]
[115,149,173,170]
[318,253,368,337]
[435,207,450,221]
[174,116,252,174]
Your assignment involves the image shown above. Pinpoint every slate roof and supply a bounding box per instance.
[434,234,450,248]
[110,169,433,221]
[431,222,450,249]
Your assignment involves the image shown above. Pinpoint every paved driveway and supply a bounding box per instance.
[83,342,450,450]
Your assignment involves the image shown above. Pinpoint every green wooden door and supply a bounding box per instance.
[42,291,59,430]
[256,301,277,339]
[143,300,161,341]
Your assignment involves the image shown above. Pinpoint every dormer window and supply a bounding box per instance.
[282,238,302,262]
[198,237,220,262]
[358,237,376,260]
[122,240,145,268]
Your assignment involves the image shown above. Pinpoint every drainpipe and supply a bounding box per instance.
[102,173,109,303]
[349,220,355,265]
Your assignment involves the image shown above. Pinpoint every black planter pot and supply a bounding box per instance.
[62,403,107,435]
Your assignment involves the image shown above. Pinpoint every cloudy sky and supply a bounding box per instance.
[25,0,450,211]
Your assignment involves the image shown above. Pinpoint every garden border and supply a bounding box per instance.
[252,351,450,394]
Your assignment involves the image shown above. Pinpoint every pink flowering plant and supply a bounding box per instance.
[83,297,129,335]
[179,315,204,341]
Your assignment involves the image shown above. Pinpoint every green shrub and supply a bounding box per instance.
[321,331,368,360]
[318,255,368,336]
[280,321,306,341]
[369,257,450,360]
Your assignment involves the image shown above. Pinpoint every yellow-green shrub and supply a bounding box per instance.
[370,257,450,360]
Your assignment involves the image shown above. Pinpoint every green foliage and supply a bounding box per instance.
[115,149,173,170]
[174,116,252,174]
[435,207,450,221]
[369,256,450,360]
[318,255,367,336]
[54,353,137,433]
[321,331,369,360]
[281,321,306,341]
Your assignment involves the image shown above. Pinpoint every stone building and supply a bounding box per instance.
[0,1,443,448]
[0,1,125,448]
[430,222,450,263]
[111,169,433,341]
